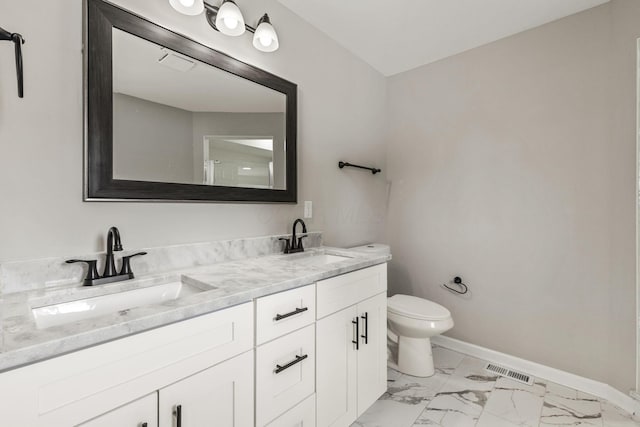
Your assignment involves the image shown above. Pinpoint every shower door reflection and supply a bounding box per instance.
[203,136,278,189]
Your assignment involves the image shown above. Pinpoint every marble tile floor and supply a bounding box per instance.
[352,346,639,427]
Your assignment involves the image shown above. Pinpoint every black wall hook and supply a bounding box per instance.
[0,26,25,98]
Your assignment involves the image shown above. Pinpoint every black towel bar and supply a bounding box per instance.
[338,161,381,175]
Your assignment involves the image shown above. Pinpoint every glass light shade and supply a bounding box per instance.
[252,14,279,52]
[215,0,246,36]
[169,0,204,16]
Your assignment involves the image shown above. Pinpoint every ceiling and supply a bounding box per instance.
[112,29,285,112]
[277,0,610,76]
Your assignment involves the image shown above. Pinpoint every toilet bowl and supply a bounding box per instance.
[387,294,454,377]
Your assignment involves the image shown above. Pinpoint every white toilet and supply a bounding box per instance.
[347,244,454,377]
[387,294,454,377]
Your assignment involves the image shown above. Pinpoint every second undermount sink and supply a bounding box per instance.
[31,280,207,329]
[285,253,352,267]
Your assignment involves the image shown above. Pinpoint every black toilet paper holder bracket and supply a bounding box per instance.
[444,276,468,295]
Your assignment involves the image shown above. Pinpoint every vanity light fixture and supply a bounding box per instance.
[169,0,279,52]
[252,14,279,52]
[169,0,204,16]
[214,0,245,36]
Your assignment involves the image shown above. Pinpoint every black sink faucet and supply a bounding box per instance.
[66,226,147,286]
[103,226,123,278]
[292,219,307,250]
[280,219,308,254]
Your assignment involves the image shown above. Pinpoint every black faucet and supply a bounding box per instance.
[280,218,308,254]
[103,226,123,278]
[66,226,147,286]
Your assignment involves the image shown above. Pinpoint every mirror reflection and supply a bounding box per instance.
[111,28,287,190]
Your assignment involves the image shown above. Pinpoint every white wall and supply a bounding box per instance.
[0,0,388,261]
[386,1,637,393]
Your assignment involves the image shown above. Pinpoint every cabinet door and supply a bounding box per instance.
[356,292,388,417]
[78,393,157,427]
[158,351,253,427]
[316,306,358,427]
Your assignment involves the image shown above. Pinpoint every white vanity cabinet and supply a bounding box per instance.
[316,264,388,427]
[83,352,255,427]
[0,262,388,427]
[255,284,316,427]
[0,302,254,427]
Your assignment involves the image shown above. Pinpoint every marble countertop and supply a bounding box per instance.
[0,247,390,372]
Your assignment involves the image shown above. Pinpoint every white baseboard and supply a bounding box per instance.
[432,335,640,417]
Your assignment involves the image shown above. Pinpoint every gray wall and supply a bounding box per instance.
[113,93,194,184]
[386,1,638,393]
[0,0,387,260]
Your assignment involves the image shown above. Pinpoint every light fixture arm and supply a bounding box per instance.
[204,2,255,34]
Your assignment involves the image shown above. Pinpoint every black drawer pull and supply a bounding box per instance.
[174,404,182,427]
[361,312,369,344]
[352,317,359,350]
[275,354,308,374]
[141,423,148,427]
[274,306,308,321]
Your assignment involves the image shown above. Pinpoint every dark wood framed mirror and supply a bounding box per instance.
[84,0,297,202]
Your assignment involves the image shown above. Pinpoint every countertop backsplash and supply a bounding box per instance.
[0,232,323,295]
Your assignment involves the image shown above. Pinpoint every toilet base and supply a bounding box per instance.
[397,336,434,377]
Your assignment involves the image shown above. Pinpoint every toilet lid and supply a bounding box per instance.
[387,294,451,320]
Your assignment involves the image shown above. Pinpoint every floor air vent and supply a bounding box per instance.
[485,363,534,386]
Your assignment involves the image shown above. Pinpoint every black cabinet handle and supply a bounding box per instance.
[140,423,148,427]
[274,306,308,321]
[174,404,182,427]
[352,317,359,350]
[275,354,308,374]
[361,312,368,345]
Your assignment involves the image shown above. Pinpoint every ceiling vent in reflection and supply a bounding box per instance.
[158,51,196,72]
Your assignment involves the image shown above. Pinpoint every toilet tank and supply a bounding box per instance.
[348,243,390,256]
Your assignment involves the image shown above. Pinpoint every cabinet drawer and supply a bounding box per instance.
[78,393,157,427]
[256,324,315,426]
[256,284,315,345]
[264,393,315,427]
[316,264,387,319]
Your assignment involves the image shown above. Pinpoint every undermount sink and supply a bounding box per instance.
[285,253,352,267]
[31,281,206,329]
